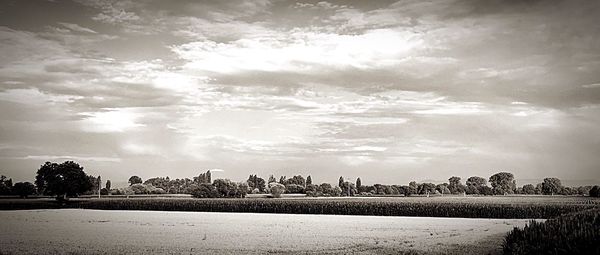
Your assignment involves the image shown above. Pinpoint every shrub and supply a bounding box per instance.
[100,188,109,195]
[269,183,285,198]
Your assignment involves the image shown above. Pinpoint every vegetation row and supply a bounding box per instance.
[1,198,597,219]
[1,161,599,200]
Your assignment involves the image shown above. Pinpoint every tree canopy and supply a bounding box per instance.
[128,176,142,185]
[35,161,93,200]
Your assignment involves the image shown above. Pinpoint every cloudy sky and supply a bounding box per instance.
[1,0,599,186]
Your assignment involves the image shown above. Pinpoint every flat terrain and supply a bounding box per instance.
[0,209,532,255]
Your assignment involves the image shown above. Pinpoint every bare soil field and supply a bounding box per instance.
[0,209,532,255]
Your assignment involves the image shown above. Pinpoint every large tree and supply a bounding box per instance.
[489,172,516,195]
[542,178,563,196]
[35,161,93,200]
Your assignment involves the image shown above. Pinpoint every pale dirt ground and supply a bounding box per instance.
[0,209,532,255]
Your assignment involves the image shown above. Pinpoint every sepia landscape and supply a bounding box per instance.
[1,0,599,254]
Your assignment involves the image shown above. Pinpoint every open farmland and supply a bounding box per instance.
[0,209,534,255]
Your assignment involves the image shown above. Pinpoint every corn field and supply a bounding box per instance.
[1,198,597,219]
[503,208,600,254]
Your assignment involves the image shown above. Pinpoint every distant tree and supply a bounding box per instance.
[436,183,450,195]
[0,175,13,195]
[542,178,563,196]
[279,176,286,185]
[12,182,35,198]
[333,186,342,196]
[418,183,436,196]
[105,180,111,191]
[408,181,418,196]
[466,176,487,194]
[356,178,362,188]
[479,186,494,196]
[97,175,101,196]
[268,175,277,184]
[233,182,248,198]
[286,175,306,187]
[448,176,466,194]
[246,175,266,192]
[489,172,516,195]
[87,175,99,195]
[269,182,286,198]
[340,181,357,196]
[560,186,575,195]
[306,175,312,185]
[128,176,142,186]
[535,183,543,194]
[285,184,304,194]
[213,179,232,197]
[338,176,344,187]
[35,161,93,200]
[305,184,318,197]
[373,184,386,195]
[577,186,592,196]
[189,183,216,198]
[130,184,149,194]
[195,170,212,184]
[522,184,536,195]
[466,176,487,187]
[589,186,600,197]
[319,183,335,196]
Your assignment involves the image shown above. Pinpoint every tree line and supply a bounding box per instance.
[1,160,599,200]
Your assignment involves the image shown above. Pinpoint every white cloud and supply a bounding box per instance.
[172,28,423,73]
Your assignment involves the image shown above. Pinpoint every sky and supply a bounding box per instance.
[0,0,599,187]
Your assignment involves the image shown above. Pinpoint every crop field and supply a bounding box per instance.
[0,209,534,255]
[1,196,597,219]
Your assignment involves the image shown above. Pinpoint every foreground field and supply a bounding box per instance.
[0,209,532,255]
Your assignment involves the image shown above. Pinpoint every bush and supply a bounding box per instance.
[269,183,285,198]
[100,188,109,195]
[503,209,600,254]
